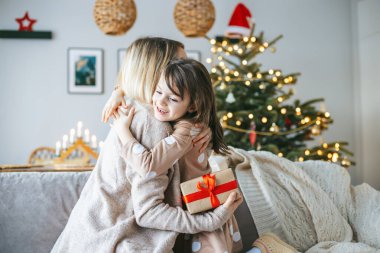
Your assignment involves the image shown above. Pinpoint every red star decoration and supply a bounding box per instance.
[15,12,37,32]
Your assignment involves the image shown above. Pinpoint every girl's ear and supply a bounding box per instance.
[188,104,196,113]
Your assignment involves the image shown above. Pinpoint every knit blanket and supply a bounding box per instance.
[226,147,380,253]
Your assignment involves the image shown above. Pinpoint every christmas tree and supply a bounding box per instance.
[206,24,354,167]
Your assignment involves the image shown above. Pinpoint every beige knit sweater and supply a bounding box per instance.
[51,101,232,253]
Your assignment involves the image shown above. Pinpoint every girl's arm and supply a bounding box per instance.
[113,108,202,177]
[102,86,125,123]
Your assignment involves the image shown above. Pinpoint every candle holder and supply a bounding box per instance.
[28,122,102,166]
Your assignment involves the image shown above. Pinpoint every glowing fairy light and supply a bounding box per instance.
[242,60,248,65]
[210,39,216,45]
[280,108,287,114]
[245,81,251,86]
[261,117,268,123]
[248,114,254,119]
[250,37,256,42]
[227,112,233,118]
[247,73,253,78]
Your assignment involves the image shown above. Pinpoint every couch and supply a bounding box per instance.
[0,167,256,253]
[0,171,91,253]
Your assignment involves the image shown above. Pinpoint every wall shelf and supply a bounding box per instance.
[0,30,52,39]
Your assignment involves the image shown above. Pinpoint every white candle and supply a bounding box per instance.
[84,129,90,143]
[99,141,104,153]
[91,135,97,149]
[69,128,75,144]
[62,135,68,150]
[77,121,83,138]
[55,141,61,156]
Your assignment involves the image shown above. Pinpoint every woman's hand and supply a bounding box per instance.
[111,105,135,145]
[102,88,126,123]
[222,191,243,213]
[192,123,212,153]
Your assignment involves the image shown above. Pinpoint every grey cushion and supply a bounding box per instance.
[0,172,90,253]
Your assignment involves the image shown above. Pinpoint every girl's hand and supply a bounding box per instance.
[111,105,135,145]
[102,88,126,123]
[192,123,212,153]
[222,191,243,213]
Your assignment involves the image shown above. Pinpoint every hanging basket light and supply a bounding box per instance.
[93,0,137,36]
[173,0,215,37]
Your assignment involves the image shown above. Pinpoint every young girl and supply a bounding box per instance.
[112,58,243,253]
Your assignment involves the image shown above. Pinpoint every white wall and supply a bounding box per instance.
[355,0,380,189]
[0,1,360,183]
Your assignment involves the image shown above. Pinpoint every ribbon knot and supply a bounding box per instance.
[196,174,220,208]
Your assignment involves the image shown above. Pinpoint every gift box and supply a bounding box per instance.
[180,168,239,214]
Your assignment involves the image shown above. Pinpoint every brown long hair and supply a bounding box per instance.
[164,59,229,155]
[118,37,184,104]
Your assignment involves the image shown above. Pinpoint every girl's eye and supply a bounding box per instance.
[156,90,162,95]
[169,98,178,103]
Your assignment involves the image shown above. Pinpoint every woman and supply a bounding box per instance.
[51,37,242,253]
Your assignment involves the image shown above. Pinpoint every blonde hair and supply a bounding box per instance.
[117,37,184,104]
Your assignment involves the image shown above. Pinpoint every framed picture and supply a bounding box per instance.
[117,48,127,71]
[67,48,103,94]
[186,50,201,61]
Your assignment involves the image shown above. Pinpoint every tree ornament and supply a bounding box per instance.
[249,123,257,146]
[15,12,36,31]
[311,125,321,136]
[94,0,136,35]
[225,91,236,103]
[174,0,215,37]
[225,3,252,38]
[269,123,279,133]
[285,117,292,127]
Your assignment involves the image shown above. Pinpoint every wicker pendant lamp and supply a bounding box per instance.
[174,0,215,37]
[93,0,137,36]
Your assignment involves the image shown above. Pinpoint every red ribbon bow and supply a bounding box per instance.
[196,174,220,208]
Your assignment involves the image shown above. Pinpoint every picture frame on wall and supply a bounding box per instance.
[186,50,201,61]
[117,48,127,71]
[67,48,103,94]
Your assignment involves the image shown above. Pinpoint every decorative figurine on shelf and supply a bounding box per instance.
[0,11,52,39]
[29,121,103,166]
[15,12,37,32]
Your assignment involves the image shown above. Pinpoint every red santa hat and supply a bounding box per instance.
[225,3,252,37]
